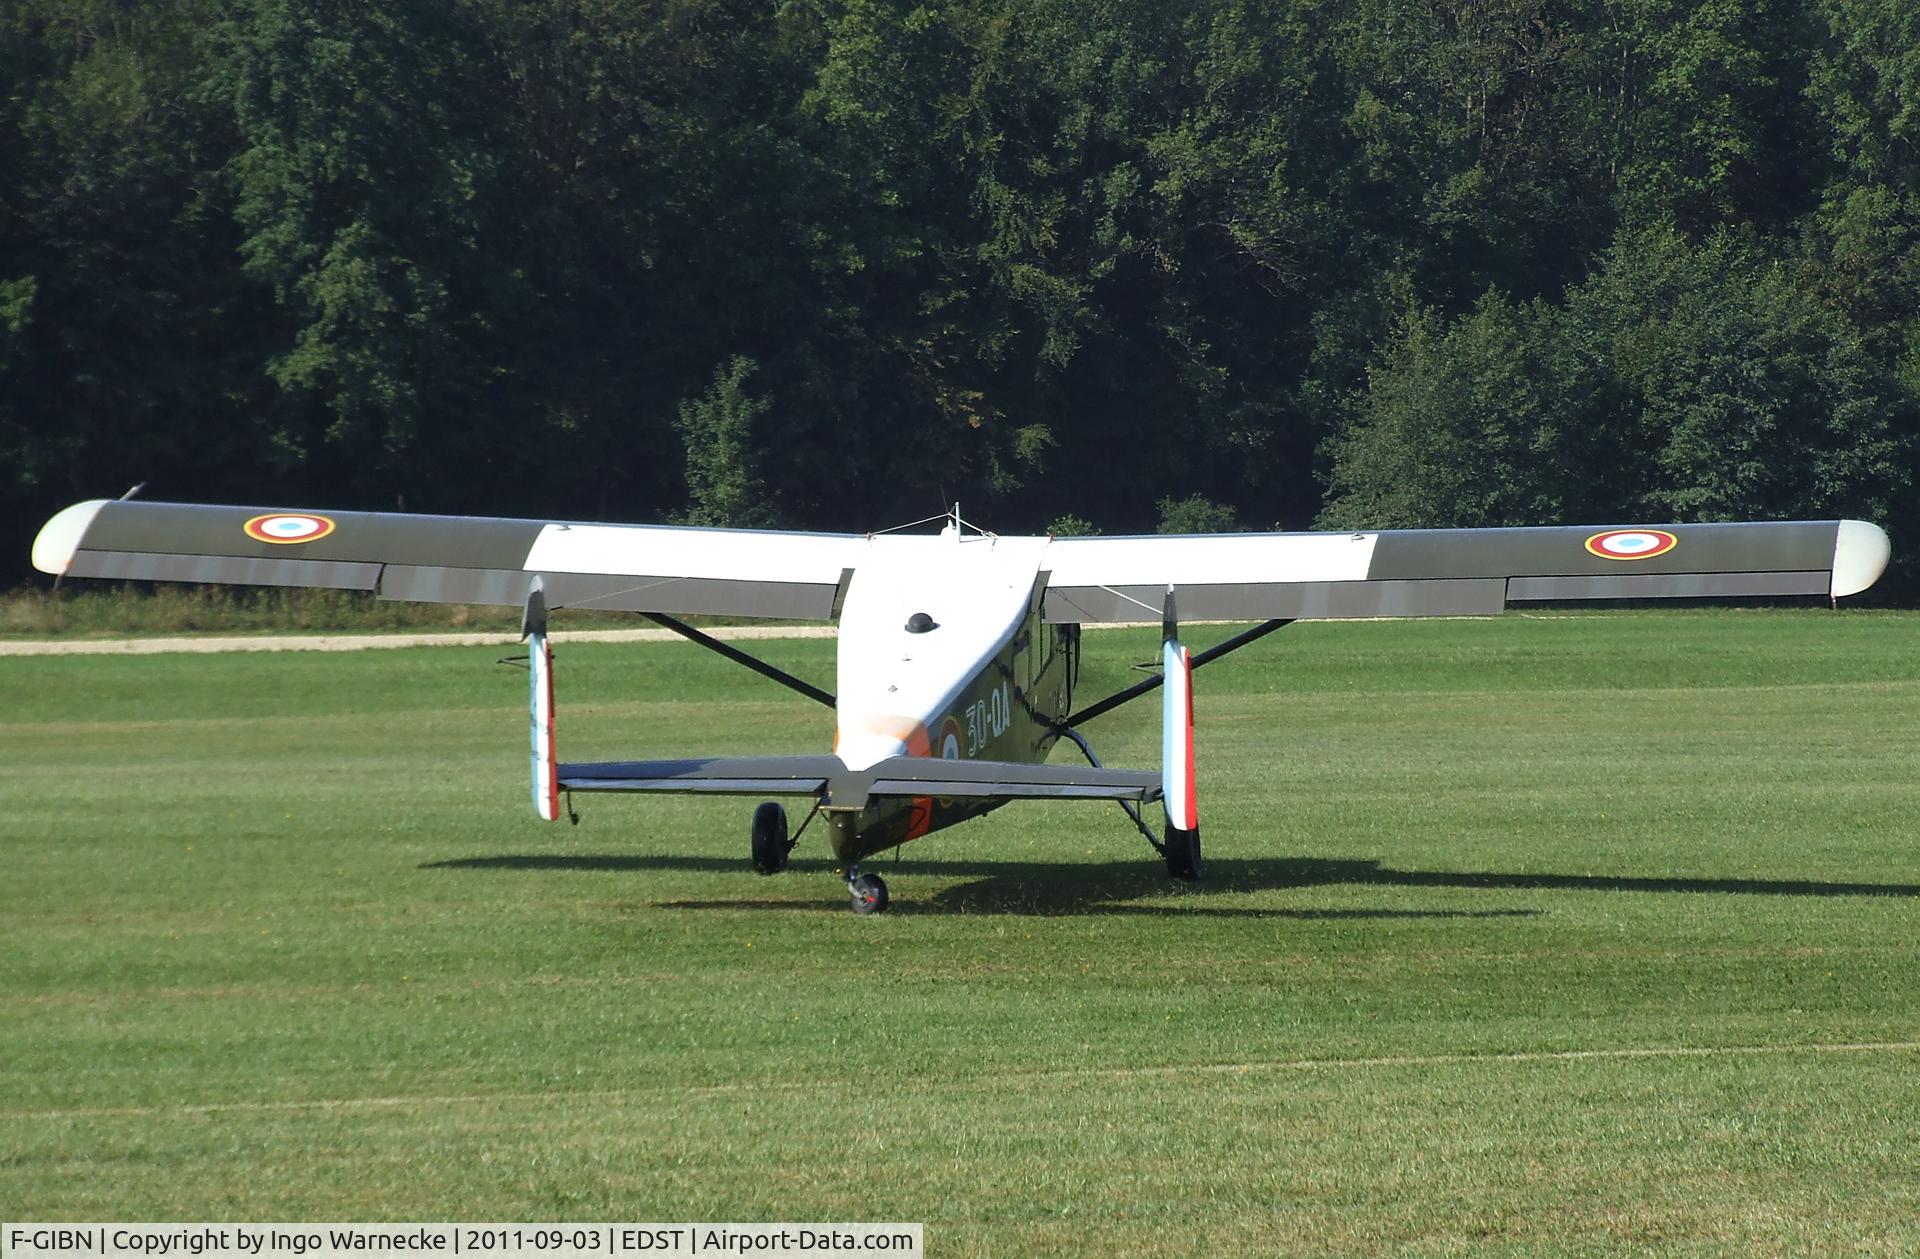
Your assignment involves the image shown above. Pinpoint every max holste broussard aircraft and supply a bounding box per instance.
[31,497,1892,912]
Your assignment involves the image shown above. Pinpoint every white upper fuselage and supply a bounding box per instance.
[833,531,1050,771]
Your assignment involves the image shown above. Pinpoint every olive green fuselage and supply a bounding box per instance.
[825,612,1080,864]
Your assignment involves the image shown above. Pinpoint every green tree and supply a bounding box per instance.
[1583,228,1909,522]
[1322,225,1912,532]
[211,0,509,507]
[3,0,1916,592]
[1805,0,1920,360]
[1156,494,1241,534]
[676,356,777,529]
[1045,514,1101,537]
[1590,0,1826,233]
[1,0,273,555]
[1320,293,1574,530]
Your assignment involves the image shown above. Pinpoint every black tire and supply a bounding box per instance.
[1164,826,1203,882]
[848,872,889,914]
[750,801,789,874]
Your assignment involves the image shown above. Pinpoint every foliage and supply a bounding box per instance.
[1323,226,1915,533]
[1045,514,1101,537]
[2,0,1917,592]
[676,356,778,528]
[1155,493,1241,534]
[1320,294,1570,530]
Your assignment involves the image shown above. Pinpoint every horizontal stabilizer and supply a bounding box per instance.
[557,754,1161,806]
[559,756,842,796]
[859,756,1162,802]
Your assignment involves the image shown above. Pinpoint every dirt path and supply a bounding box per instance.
[0,624,842,657]
[0,619,1194,658]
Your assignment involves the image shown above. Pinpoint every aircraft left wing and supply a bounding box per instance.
[31,499,866,619]
[1042,520,1891,621]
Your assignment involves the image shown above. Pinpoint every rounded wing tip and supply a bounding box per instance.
[30,499,110,575]
[1832,519,1891,599]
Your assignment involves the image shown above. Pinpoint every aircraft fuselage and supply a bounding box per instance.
[825,533,1079,863]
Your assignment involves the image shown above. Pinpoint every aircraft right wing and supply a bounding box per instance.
[1041,520,1891,621]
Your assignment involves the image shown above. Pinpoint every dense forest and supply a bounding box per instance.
[4,1,1917,590]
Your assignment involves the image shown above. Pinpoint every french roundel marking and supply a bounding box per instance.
[1585,529,1677,561]
[244,513,337,545]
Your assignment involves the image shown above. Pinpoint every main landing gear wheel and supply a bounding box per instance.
[847,871,889,914]
[750,801,789,874]
[1164,826,1203,882]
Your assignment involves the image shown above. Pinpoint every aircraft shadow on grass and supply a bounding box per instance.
[421,854,1920,918]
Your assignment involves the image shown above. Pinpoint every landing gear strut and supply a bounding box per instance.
[846,868,889,914]
[1163,826,1202,882]
[1059,725,1193,878]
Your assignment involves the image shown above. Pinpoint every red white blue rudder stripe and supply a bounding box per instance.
[525,578,560,822]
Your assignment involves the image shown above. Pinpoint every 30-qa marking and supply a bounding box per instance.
[962,680,1011,754]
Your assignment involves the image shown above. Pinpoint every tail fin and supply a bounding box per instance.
[525,579,560,821]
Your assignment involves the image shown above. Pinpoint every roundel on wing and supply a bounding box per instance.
[1585,529,1677,561]
[244,513,336,545]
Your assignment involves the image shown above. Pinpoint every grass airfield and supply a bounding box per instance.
[3,609,1917,1255]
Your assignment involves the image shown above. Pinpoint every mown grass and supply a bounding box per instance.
[2,610,1916,1255]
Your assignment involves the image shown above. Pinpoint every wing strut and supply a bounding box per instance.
[1056,617,1293,729]
[640,611,836,709]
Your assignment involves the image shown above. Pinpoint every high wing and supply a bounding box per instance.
[28,495,1895,909]
[31,499,866,619]
[1041,521,1891,621]
[33,501,1891,620]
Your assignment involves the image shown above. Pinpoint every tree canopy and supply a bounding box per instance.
[5,0,1915,592]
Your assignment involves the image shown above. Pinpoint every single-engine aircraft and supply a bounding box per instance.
[31,498,1891,912]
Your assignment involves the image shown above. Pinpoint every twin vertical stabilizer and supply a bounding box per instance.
[1161,589,1200,878]
[525,578,560,822]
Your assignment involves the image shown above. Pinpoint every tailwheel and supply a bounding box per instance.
[847,871,889,914]
[750,801,789,874]
[1164,826,1202,882]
